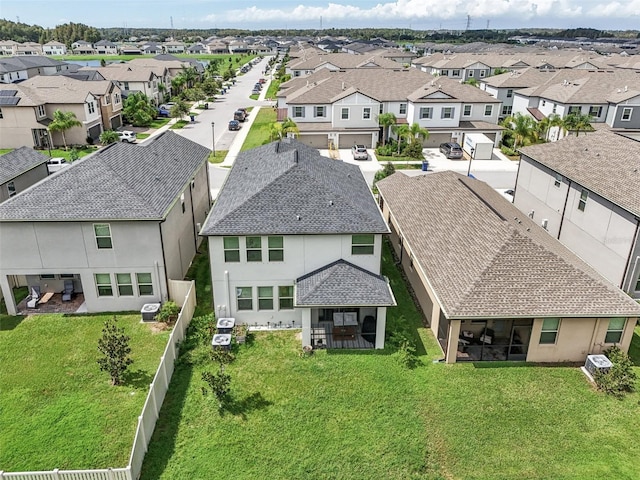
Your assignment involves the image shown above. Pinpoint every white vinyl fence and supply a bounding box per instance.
[1,280,197,480]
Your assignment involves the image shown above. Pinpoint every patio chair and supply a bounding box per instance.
[26,286,41,309]
[62,280,74,302]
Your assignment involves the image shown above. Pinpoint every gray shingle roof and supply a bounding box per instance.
[519,130,640,217]
[0,132,210,221]
[377,171,640,319]
[200,139,388,236]
[0,147,49,185]
[296,260,395,307]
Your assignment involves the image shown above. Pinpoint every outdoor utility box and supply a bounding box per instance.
[585,354,612,376]
[463,133,494,160]
[141,303,161,322]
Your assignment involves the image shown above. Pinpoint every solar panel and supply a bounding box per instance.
[0,90,18,96]
[0,96,19,105]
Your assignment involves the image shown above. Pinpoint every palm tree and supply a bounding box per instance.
[378,112,396,146]
[270,118,299,141]
[391,124,410,155]
[407,123,429,145]
[536,113,565,142]
[48,110,82,150]
[502,112,537,150]
[179,65,199,89]
[564,112,594,136]
[99,130,119,145]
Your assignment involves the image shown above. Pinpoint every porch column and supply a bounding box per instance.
[0,276,17,316]
[301,308,311,347]
[375,306,387,349]
[445,320,461,364]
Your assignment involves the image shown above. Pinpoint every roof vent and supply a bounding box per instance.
[296,215,301,220]
[329,200,334,206]
[541,219,549,230]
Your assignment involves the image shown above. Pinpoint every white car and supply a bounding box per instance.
[351,145,368,160]
[46,157,70,173]
[118,131,136,143]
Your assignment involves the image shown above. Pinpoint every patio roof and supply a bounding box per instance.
[295,259,396,307]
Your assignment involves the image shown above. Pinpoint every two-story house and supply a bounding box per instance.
[377,171,640,364]
[0,147,49,203]
[286,52,401,78]
[0,56,73,84]
[163,41,186,54]
[514,130,640,299]
[71,40,96,55]
[200,139,395,349]
[92,64,162,104]
[94,40,119,55]
[0,132,211,315]
[42,41,67,56]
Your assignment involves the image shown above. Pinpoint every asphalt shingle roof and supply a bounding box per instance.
[296,259,396,306]
[0,147,49,185]
[200,139,388,236]
[377,171,640,318]
[519,130,640,217]
[0,132,210,221]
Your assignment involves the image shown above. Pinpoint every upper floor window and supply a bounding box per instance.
[293,106,305,118]
[7,181,16,197]
[621,107,632,121]
[399,103,407,115]
[379,104,383,114]
[552,104,557,114]
[37,105,46,117]
[268,236,284,262]
[554,174,562,188]
[363,107,371,120]
[419,107,433,119]
[94,223,112,249]
[568,105,581,115]
[314,106,325,117]
[88,102,95,114]
[452,70,461,77]
[441,69,448,76]
[352,234,374,255]
[506,89,513,98]
[484,105,493,116]
[223,237,240,262]
[467,70,474,77]
[463,105,472,116]
[605,318,626,344]
[293,71,300,77]
[441,107,454,119]
[114,93,121,104]
[578,189,588,212]
[589,106,602,117]
[103,94,111,106]
[246,236,262,262]
[341,107,349,120]
[0,107,3,119]
[501,106,512,116]
[123,82,129,90]
[540,318,559,344]
[479,70,486,78]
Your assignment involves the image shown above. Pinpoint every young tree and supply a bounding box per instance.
[202,367,231,408]
[378,112,396,146]
[99,130,119,145]
[97,317,133,386]
[171,99,191,120]
[48,109,82,150]
[122,92,156,127]
[391,124,410,155]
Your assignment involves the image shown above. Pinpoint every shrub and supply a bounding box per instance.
[593,346,637,398]
[402,141,425,159]
[156,300,180,323]
[202,367,231,408]
[396,340,421,369]
[97,316,133,385]
[501,145,518,156]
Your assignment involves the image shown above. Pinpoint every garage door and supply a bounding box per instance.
[87,124,102,141]
[422,133,451,148]
[110,115,122,130]
[298,134,328,148]
[338,134,372,148]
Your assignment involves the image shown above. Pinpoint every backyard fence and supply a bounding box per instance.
[2,280,197,480]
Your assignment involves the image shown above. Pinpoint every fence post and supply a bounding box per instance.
[53,468,60,480]
[138,415,147,450]
[107,467,115,480]
[161,355,169,387]
[149,382,158,418]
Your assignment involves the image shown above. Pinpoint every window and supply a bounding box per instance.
[479,70,486,78]
[352,234,374,255]
[94,224,112,249]
[114,93,121,104]
[540,318,559,344]
[314,106,325,117]
[501,106,512,116]
[363,107,371,120]
[552,104,557,114]
[399,103,407,115]
[542,100,546,107]
[116,273,133,296]
[0,107,3,118]
[88,102,95,114]
[37,105,45,117]
[441,107,454,119]
[258,286,273,310]
[452,70,461,77]
[419,107,433,119]
[123,82,129,90]
[463,105,472,116]
[223,237,240,262]
[506,89,513,98]
[103,94,111,106]
[268,236,283,261]
[441,69,448,76]
[95,273,113,297]
[484,105,493,116]
[246,236,262,262]
[7,181,16,197]
[237,287,253,310]
[589,106,602,117]
[568,105,581,115]
[341,107,349,120]
[293,106,305,118]
[279,286,294,310]
[467,70,474,77]
[635,273,640,292]
[137,273,153,296]
[379,104,383,114]
[40,274,55,279]
[621,107,632,121]
[578,189,588,212]
[293,71,300,77]
[554,173,562,187]
[605,318,626,344]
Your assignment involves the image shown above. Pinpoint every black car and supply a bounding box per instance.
[233,110,247,122]
[228,120,240,131]
[439,142,463,159]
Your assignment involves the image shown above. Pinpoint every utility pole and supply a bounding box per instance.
[486,19,490,30]
[465,15,471,31]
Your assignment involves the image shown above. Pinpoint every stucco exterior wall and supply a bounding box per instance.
[0,163,48,202]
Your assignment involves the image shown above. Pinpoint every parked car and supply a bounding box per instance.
[351,145,368,160]
[258,78,266,84]
[228,120,240,131]
[439,142,463,159]
[237,107,249,118]
[118,131,136,143]
[233,110,247,122]
[46,157,69,173]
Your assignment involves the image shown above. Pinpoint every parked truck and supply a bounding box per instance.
[463,133,494,160]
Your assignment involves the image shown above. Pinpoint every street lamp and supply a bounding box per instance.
[467,147,475,177]
[211,122,215,157]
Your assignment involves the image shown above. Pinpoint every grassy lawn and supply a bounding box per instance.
[240,108,277,151]
[0,149,13,155]
[0,313,170,471]
[377,154,422,163]
[149,118,171,129]
[140,243,640,480]
[170,120,190,130]
[136,133,151,140]
[41,147,98,161]
[208,150,228,164]
[265,79,281,100]
[249,94,259,100]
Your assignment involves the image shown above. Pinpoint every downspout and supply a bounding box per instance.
[225,270,231,318]
[620,218,640,291]
[557,179,572,239]
[189,180,198,252]
[589,318,601,354]
[158,221,169,302]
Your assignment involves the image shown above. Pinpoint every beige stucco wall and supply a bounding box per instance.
[0,106,40,148]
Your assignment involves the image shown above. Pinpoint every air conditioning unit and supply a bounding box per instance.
[541,219,549,230]
[585,354,612,376]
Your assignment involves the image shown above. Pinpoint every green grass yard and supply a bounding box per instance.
[0,313,170,471]
[140,244,640,480]
[240,108,277,151]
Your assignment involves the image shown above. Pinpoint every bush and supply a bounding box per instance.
[501,145,518,156]
[396,340,420,369]
[97,316,133,385]
[376,142,396,157]
[402,141,425,159]
[202,367,231,408]
[593,346,637,398]
[156,300,180,323]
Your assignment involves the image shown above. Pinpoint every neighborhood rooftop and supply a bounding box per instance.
[377,171,640,319]
[200,139,389,236]
[0,132,210,221]
[0,147,49,185]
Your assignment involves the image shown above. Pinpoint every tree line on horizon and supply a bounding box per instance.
[0,19,638,46]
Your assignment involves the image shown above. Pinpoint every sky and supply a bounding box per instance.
[2,0,640,32]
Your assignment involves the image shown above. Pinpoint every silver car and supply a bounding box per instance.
[351,145,368,160]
